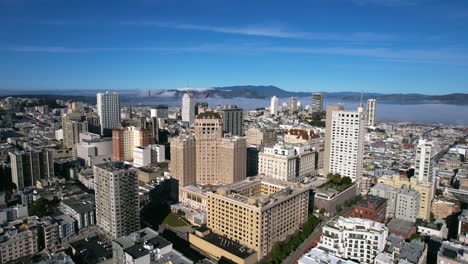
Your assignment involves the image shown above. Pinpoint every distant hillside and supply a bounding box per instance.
[1,86,467,105]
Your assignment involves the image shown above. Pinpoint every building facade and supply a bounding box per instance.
[222,105,244,136]
[318,217,388,264]
[94,162,140,239]
[245,127,277,146]
[170,135,196,187]
[311,93,323,113]
[258,143,315,182]
[9,149,54,190]
[112,126,153,161]
[415,139,434,183]
[62,112,88,148]
[97,91,120,136]
[366,99,376,127]
[325,106,365,186]
[182,93,195,125]
[206,177,310,261]
[370,183,420,222]
[270,96,278,116]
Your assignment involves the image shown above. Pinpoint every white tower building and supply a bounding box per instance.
[182,93,195,125]
[415,139,434,183]
[327,106,365,186]
[270,96,278,116]
[367,99,376,127]
[97,92,120,136]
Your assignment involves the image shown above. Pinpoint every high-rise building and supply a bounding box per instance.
[222,105,244,136]
[415,139,434,183]
[205,177,309,261]
[324,104,344,176]
[94,162,139,239]
[325,105,365,186]
[170,112,246,187]
[367,99,376,127]
[150,105,169,119]
[311,93,323,113]
[112,126,153,161]
[182,93,195,125]
[289,97,298,114]
[9,149,54,189]
[170,135,196,187]
[62,113,88,148]
[195,112,246,185]
[85,113,101,135]
[97,92,121,136]
[319,217,388,264]
[258,143,315,182]
[270,96,278,116]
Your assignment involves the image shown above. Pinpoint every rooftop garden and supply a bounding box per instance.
[319,173,354,192]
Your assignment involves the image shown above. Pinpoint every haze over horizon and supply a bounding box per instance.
[1,0,468,95]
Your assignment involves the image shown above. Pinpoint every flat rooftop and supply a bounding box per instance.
[94,161,134,172]
[194,229,255,259]
[355,195,387,209]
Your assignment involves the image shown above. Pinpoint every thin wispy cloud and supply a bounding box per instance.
[350,0,418,7]
[122,21,399,42]
[2,44,467,65]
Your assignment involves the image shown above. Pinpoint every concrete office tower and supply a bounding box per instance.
[222,105,244,136]
[112,126,153,161]
[325,105,365,186]
[323,104,344,176]
[94,162,139,239]
[9,149,54,189]
[415,139,434,183]
[62,113,88,148]
[289,97,298,114]
[270,96,278,116]
[311,93,323,113]
[170,135,196,187]
[259,143,315,182]
[319,217,388,264]
[367,99,376,127]
[151,105,169,119]
[206,177,309,261]
[97,92,121,136]
[182,93,195,125]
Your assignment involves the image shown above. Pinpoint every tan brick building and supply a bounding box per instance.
[206,176,310,261]
[170,112,246,187]
[112,126,153,161]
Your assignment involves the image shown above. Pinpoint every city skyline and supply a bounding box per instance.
[1,0,468,94]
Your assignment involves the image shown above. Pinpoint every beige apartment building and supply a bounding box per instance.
[0,220,39,264]
[258,143,315,182]
[206,176,310,261]
[170,135,196,187]
[379,174,434,221]
[245,127,277,146]
[170,112,246,187]
[62,112,88,148]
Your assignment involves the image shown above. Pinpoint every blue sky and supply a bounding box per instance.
[1,0,468,94]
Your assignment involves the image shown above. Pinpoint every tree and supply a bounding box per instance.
[319,208,326,214]
[335,205,342,213]
[341,176,352,185]
[28,198,49,218]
